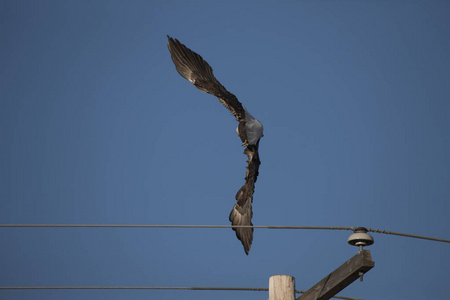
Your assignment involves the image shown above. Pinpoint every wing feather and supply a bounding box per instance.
[229,142,261,254]
[167,36,246,123]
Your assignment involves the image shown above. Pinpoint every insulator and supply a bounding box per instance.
[348,227,374,247]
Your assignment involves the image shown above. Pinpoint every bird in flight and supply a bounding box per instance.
[167,36,264,254]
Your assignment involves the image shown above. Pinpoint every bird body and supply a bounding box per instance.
[167,36,263,254]
[238,107,264,146]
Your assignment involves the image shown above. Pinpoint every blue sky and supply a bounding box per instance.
[1,1,449,299]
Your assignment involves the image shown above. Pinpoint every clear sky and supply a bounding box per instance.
[1,1,449,300]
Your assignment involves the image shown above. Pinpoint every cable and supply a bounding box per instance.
[0,286,363,300]
[366,228,450,243]
[0,286,266,291]
[0,224,352,229]
[1,224,449,243]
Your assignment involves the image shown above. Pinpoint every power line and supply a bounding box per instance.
[0,286,266,291]
[1,224,449,243]
[366,228,449,243]
[0,224,350,229]
[0,286,363,300]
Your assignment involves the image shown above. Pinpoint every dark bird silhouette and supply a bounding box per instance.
[167,36,263,254]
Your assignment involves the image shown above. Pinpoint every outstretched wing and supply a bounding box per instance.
[167,36,246,125]
[229,142,261,254]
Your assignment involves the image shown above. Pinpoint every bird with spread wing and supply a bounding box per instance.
[167,36,263,254]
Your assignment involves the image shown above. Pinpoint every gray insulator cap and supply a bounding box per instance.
[348,227,374,247]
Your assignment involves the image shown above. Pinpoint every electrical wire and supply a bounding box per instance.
[0,286,266,291]
[366,228,450,243]
[0,286,363,300]
[1,224,449,243]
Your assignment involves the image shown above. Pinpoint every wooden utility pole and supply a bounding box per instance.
[269,275,295,300]
[296,250,374,300]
